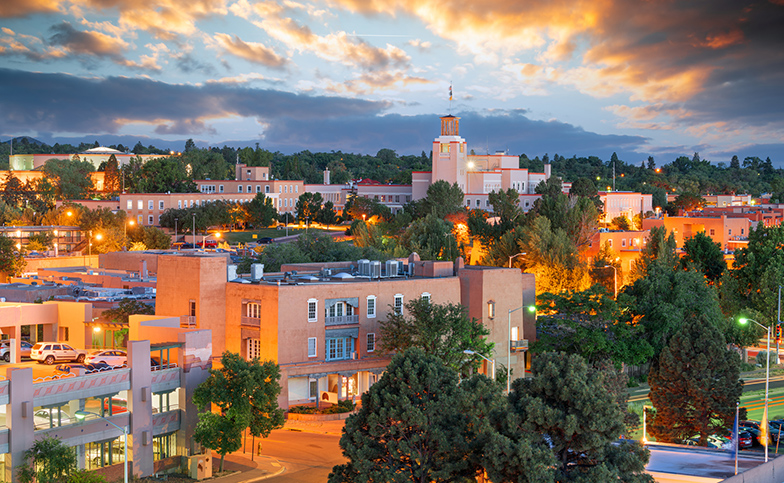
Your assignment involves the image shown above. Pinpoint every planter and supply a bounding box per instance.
[286,411,357,421]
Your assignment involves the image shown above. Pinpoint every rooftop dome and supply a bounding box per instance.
[82,147,123,154]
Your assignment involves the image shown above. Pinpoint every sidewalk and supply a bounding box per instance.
[282,417,346,436]
[210,452,285,483]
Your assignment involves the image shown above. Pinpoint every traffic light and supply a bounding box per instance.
[776,324,782,342]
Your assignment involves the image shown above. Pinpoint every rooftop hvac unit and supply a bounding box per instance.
[408,263,415,276]
[251,263,264,281]
[385,260,398,277]
[227,264,237,281]
[358,259,370,276]
[370,261,382,279]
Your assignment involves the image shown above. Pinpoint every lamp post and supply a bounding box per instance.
[507,305,527,393]
[16,229,21,252]
[54,229,58,257]
[464,349,495,380]
[74,410,128,483]
[603,265,618,298]
[88,230,92,258]
[124,220,135,250]
[739,317,770,461]
[192,212,196,248]
[509,252,526,269]
[174,217,178,242]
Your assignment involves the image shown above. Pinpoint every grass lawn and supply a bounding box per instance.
[220,228,334,243]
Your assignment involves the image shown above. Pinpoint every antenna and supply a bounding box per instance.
[449,82,453,114]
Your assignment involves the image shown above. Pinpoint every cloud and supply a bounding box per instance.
[210,33,288,68]
[0,0,60,17]
[0,68,390,136]
[49,21,128,57]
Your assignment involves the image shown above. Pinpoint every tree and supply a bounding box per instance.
[104,154,121,193]
[507,352,653,482]
[102,298,155,325]
[627,226,678,283]
[193,352,284,471]
[379,298,493,375]
[0,237,25,280]
[399,214,460,261]
[42,158,95,199]
[246,192,278,228]
[648,316,742,446]
[329,349,497,482]
[534,285,653,366]
[17,436,77,483]
[610,215,631,231]
[421,180,464,219]
[317,200,339,226]
[671,192,706,212]
[681,231,726,282]
[295,192,323,222]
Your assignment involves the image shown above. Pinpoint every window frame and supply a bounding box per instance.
[394,294,404,315]
[307,299,318,322]
[366,296,376,318]
[367,333,376,352]
[308,337,317,358]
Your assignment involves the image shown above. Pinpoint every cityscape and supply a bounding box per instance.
[2,0,784,482]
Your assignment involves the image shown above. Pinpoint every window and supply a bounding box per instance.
[247,302,261,318]
[256,185,261,193]
[741,228,745,235]
[295,185,299,193]
[308,299,318,322]
[394,294,403,315]
[367,333,376,352]
[488,301,496,319]
[308,337,317,358]
[219,185,224,193]
[148,200,154,210]
[137,215,142,224]
[366,296,376,318]
[189,300,196,317]
[440,144,449,153]
[137,200,143,209]
[265,186,270,193]
[159,200,164,210]
[511,326,519,341]
[247,338,261,360]
[608,239,613,247]
[621,239,626,247]
[422,292,431,303]
[238,185,243,193]
[309,379,318,399]
[326,337,353,361]
[729,229,732,235]
[178,201,182,209]
[126,200,132,209]
[476,199,480,207]
[466,199,471,207]
[247,185,251,193]
[710,229,715,236]
[148,215,153,225]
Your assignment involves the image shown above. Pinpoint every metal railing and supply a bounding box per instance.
[241,316,260,327]
[325,314,359,326]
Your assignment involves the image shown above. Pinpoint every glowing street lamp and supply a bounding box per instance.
[509,252,526,269]
[464,349,495,380]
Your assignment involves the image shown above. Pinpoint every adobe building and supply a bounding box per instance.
[154,253,536,409]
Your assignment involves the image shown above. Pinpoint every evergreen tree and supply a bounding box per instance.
[507,352,653,482]
[329,349,500,483]
[246,192,278,228]
[681,231,726,282]
[648,316,742,445]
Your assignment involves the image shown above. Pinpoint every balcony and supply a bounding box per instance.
[325,314,359,326]
[510,339,528,351]
[180,315,196,328]
[241,316,260,327]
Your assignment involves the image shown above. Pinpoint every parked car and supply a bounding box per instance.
[31,343,88,365]
[259,237,273,244]
[85,349,127,366]
[199,240,218,248]
[737,430,754,449]
[0,340,34,362]
[54,362,113,374]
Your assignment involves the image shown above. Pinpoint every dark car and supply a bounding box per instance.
[259,237,273,244]
[54,362,113,374]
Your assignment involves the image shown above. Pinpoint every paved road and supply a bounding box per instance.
[254,428,345,482]
[647,443,765,480]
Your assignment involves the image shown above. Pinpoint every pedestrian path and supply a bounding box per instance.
[210,452,284,483]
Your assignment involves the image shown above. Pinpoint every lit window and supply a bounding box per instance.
[488,301,496,319]
[367,296,376,318]
[308,337,317,358]
[308,299,318,322]
[126,200,132,209]
[247,302,261,318]
[367,333,376,352]
[137,200,143,209]
[159,201,164,210]
[148,200,153,210]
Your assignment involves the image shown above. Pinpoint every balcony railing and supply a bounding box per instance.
[180,315,196,328]
[241,316,260,327]
[325,314,359,326]
[510,339,528,351]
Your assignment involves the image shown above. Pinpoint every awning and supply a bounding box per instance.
[325,297,359,309]
[326,328,359,339]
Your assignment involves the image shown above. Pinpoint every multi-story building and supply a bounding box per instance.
[9,147,164,171]
[643,215,750,251]
[194,164,301,214]
[0,300,212,481]
[598,191,654,224]
[154,252,536,410]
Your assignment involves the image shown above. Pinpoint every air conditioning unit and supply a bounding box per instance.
[385,260,398,277]
[358,259,370,276]
[370,261,382,279]
[251,263,264,281]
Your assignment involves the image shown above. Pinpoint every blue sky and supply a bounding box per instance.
[1,0,783,165]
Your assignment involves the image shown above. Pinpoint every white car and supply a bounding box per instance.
[85,349,127,367]
[30,343,88,365]
[0,340,33,362]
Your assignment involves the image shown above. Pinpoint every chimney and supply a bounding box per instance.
[324,168,331,185]
[544,163,551,179]
[140,260,148,282]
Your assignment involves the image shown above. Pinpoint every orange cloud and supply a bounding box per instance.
[210,33,288,68]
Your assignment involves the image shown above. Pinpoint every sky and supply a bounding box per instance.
[1,0,783,166]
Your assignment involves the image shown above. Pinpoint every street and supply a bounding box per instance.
[248,428,346,482]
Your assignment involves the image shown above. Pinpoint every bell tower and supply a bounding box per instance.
[431,115,468,193]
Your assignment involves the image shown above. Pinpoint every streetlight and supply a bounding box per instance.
[739,317,770,462]
[192,212,196,248]
[603,265,618,298]
[74,410,128,483]
[509,252,526,269]
[54,229,58,257]
[464,349,495,380]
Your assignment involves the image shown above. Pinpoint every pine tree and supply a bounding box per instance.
[648,315,742,445]
[329,349,498,482]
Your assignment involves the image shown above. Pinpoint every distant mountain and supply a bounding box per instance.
[2,136,46,146]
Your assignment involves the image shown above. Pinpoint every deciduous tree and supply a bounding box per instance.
[17,436,77,483]
[246,192,278,228]
[193,352,284,471]
[379,298,492,374]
